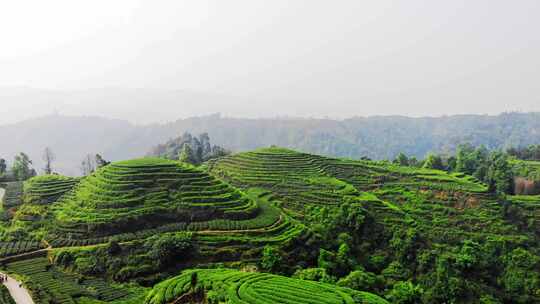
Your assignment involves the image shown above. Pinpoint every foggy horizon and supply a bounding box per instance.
[2,0,540,123]
[1,84,538,127]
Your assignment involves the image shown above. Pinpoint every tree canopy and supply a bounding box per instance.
[12,152,36,181]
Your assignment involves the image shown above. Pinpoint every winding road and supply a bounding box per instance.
[0,188,35,304]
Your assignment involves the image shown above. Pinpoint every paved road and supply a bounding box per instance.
[0,189,35,304]
[1,273,34,304]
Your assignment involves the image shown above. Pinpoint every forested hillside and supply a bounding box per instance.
[1,112,540,175]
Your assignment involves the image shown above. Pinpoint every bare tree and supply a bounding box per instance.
[80,154,96,176]
[43,147,56,174]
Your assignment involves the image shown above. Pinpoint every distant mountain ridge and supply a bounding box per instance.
[1,112,540,175]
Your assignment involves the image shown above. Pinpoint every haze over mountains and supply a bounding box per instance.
[1,110,539,176]
[0,86,254,125]
[2,87,539,126]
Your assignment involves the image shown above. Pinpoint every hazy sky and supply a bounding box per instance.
[1,0,540,123]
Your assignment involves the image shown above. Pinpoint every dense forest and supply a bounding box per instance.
[2,112,540,175]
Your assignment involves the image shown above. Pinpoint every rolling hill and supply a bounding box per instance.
[145,268,389,304]
[0,147,538,303]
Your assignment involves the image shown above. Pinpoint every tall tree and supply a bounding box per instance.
[42,147,56,174]
[423,154,444,170]
[455,143,477,175]
[0,158,6,175]
[199,133,212,157]
[394,153,409,166]
[12,152,36,181]
[486,152,514,195]
[179,144,197,165]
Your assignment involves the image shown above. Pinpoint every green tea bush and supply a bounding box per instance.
[145,269,389,304]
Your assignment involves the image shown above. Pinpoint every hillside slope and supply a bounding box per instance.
[0,148,538,303]
[145,269,389,304]
[50,158,261,238]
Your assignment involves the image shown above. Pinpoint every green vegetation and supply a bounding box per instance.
[0,240,44,258]
[399,144,514,195]
[50,158,259,238]
[11,153,36,181]
[148,132,229,165]
[0,285,15,304]
[2,182,24,210]
[207,147,539,303]
[4,257,146,304]
[511,159,540,194]
[23,175,79,205]
[511,159,540,180]
[508,144,540,161]
[0,146,539,303]
[145,269,389,304]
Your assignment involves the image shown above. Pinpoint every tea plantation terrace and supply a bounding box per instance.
[23,175,79,205]
[145,268,389,304]
[1,182,23,211]
[208,147,529,246]
[46,158,304,249]
[208,148,368,208]
[210,147,486,197]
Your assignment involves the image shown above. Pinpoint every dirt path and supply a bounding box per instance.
[1,273,34,304]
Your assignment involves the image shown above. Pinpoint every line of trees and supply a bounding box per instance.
[1,148,111,180]
[11,152,37,181]
[394,143,514,195]
[1,147,56,181]
[507,144,540,161]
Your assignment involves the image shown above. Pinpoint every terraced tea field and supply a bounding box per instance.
[0,241,45,259]
[4,257,139,304]
[145,269,389,304]
[23,175,79,205]
[45,159,305,257]
[208,147,533,246]
[208,148,368,209]
[51,158,259,237]
[0,147,538,304]
[1,182,23,210]
[208,148,486,210]
[319,158,487,193]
